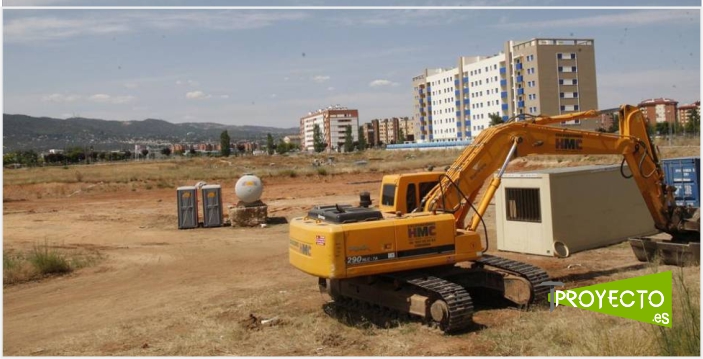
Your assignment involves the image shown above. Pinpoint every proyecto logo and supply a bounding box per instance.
[543,271,672,327]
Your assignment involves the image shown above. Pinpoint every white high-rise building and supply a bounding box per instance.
[413,38,598,142]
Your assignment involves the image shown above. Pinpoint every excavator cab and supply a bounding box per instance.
[378,172,441,214]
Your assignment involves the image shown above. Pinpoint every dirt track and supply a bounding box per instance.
[2,170,696,355]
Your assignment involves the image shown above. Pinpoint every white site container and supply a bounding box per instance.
[495,165,658,257]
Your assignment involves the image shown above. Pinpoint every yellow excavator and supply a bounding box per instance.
[289,105,699,333]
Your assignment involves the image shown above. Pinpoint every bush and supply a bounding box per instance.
[317,168,328,176]
[28,244,71,275]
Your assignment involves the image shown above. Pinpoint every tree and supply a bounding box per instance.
[400,128,407,143]
[266,133,275,155]
[686,108,700,135]
[357,126,367,151]
[141,149,149,159]
[655,122,670,136]
[313,124,326,153]
[161,147,172,157]
[488,112,504,127]
[607,113,620,133]
[344,125,354,152]
[189,148,197,156]
[220,130,231,157]
[276,139,290,154]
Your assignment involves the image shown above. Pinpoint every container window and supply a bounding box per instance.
[505,188,541,222]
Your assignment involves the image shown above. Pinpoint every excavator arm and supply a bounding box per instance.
[422,105,688,238]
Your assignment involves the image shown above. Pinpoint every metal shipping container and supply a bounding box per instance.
[495,165,658,257]
[177,186,198,229]
[201,184,224,227]
[661,157,700,208]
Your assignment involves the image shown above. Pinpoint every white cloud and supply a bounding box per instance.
[4,16,130,43]
[597,69,700,108]
[42,93,81,103]
[186,90,211,100]
[5,11,310,43]
[312,75,330,83]
[331,9,473,27]
[176,79,200,86]
[494,10,697,30]
[369,79,399,87]
[89,94,136,104]
[271,94,278,98]
[327,87,335,91]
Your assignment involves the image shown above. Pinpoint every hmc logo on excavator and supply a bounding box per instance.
[555,133,583,151]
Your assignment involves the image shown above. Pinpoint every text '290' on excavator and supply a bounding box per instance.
[288,105,700,333]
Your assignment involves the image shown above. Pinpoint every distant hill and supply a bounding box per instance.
[3,114,298,152]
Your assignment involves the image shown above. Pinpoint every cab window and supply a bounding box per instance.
[406,183,417,213]
[381,184,396,206]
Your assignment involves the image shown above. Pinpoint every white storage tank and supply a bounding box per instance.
[495,164,658,257]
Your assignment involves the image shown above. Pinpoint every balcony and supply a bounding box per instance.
[515,63,523,70]
[501,91,508,98]
[463,99,470,105]
[464,110,470,116]
[516,75,523,83]
[457,133,463,139]
[500,67,506,74]
[463,76,468,83]
[418,89,424,95]
[428,106,432,111]
[500,79,507,87]
[456,111,461,118]
[502,103,509,110]
[427,96,432,102]
[517,88,524,95]
[456,101,460,107]
[455,90,460,97]
[464,120,471,126]
[502,115,509,121]
[456,120,462,126]
[455,80,460,86]
[517,101,525,108]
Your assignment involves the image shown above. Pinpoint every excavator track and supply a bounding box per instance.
[388,271,474,333]
[475,254,551,304]
[326,271,474,334]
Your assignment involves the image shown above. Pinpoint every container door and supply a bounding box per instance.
[178,189,197,229]
[203,188,222,227]
[501,187,547,255]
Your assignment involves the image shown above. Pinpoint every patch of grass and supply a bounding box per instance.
[279,170,298,178]
[655,269,700,356]
[75,170,84,182]
[3,243,104,285]
[316,168,328,176]
[28,243,71,275]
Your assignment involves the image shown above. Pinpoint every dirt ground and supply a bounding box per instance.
[2,161,699,355]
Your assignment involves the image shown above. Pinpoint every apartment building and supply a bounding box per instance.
[299,106,359,152]
[413,38,598,142]
[677,101,699,126]
[638,98,678,124]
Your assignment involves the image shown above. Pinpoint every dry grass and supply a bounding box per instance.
[3,243,103,285]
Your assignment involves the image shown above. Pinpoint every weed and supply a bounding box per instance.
[75,170,84,182]
[280,170,298,178]
[317,168,328,176]
[145,184,153,190]
[655,269,700,356]
[28,243,71,275]
[157,179,171,189]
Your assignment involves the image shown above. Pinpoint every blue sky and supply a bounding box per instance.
[3,2,701,127]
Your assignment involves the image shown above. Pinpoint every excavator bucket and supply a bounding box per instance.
[629,237,700,266]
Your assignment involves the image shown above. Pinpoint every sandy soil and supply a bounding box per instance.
[2,170,694,356]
